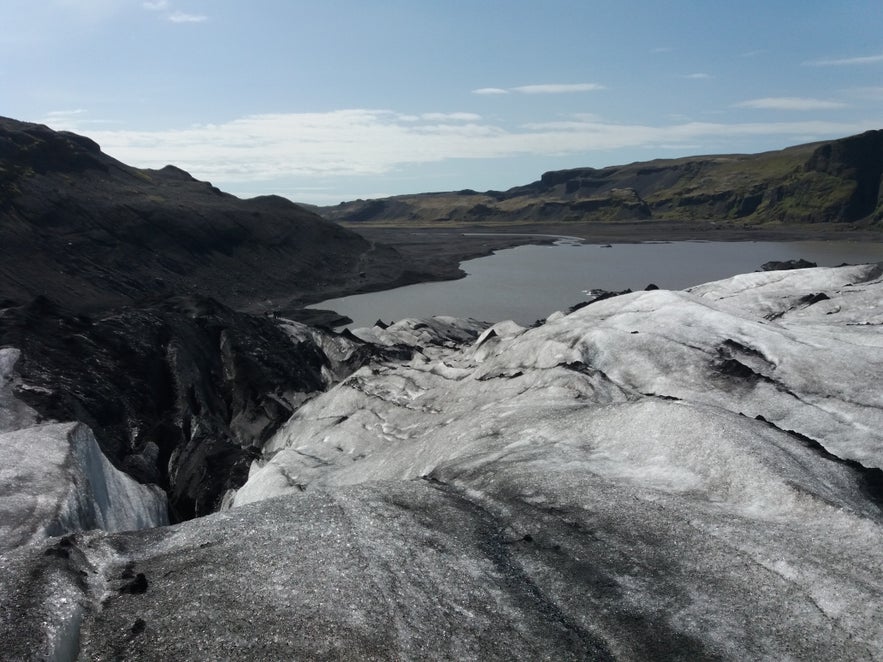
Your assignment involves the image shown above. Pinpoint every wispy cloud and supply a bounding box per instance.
[420,112,482,122]
[511,83,605,94]
[682,73,713,80]
[54,110,875,191]
[168,11,207,23]
[735,97,847,111]
[41,112,123,129]
[142,1,207,23]
[472,83,604,95]
[806,53,883,66]
[45,109,88,119]
[652,47,673,54]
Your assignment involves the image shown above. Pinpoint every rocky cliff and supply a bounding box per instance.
[320,130,883,227]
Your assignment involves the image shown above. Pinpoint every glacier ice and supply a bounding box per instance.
[0,421,168,551]
[1,264,882,659]
[0,347,40,434]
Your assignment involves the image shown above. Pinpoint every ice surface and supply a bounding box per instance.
[277,318,369,383]
[236,266,883,508]
[0,421,168,550]
[225,265,883,656]
[1,467,876,661]
[2,265,882,659]
[352,316,488,354]
[0,347,40,433]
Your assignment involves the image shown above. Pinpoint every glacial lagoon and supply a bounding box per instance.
[308,240,883,328]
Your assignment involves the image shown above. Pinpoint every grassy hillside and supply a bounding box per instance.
[320,131,883,228]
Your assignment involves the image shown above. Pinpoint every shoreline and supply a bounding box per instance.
[282,221,883,325]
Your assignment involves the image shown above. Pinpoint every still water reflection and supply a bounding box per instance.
[308,240,883,328]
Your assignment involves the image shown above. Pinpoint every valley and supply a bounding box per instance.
[1,117,882,659]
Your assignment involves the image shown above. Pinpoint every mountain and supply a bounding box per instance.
[0,117,418,314]
[2,263,882,658]
[319,130,883,228]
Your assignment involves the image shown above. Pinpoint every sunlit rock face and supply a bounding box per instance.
[1,264,882,660]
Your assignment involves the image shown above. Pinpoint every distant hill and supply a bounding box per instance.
[319,131,883,228]
[0,117,414,313]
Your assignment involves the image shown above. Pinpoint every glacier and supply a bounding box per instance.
[0,422,169,551]
[1,264,882,660]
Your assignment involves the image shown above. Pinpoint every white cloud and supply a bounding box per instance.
[806,53,883,66]
[61,110,876,189]
[510,83,605,94]
[474,83,605,95]
[421,112,482,122]
[736,97,847,111]
[683,73,713,80]
[570,113,604,122]
[45,109,88,118]
[142,1,206,23]
[168,11,207,23]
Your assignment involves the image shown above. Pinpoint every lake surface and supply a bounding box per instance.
[308,240,883,328]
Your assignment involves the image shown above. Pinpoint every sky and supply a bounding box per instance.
[3,0,883,205]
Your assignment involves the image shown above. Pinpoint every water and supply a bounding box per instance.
[308,240,883,328]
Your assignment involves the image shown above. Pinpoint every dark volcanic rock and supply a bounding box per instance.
[803,129,883,220]
[760,259,818,271]
[0,295,335,521]
[568,289,633,313]
[0,116,413,313]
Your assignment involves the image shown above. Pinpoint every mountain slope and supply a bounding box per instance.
[320,130,883,227]
[0,117,413,313]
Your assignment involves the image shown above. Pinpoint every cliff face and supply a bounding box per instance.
[797,129,883,221]
[320,130,883,227]
[0,117,409,312]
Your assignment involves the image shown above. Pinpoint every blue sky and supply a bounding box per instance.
[4,1,883,204]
